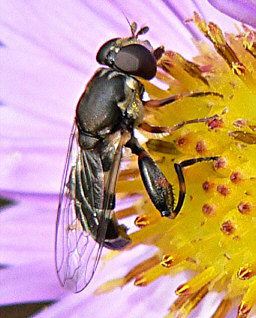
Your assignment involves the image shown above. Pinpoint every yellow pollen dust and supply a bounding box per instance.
[97,13,256,318]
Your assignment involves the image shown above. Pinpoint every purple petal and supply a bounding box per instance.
[0,191,57,265]
[0,261,67,305]
[32,274,190,318]
[208,0,256,27]
[31,275,236,318]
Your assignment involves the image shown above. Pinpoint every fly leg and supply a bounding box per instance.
[126,136,175,218]
[126,135,218,219]
[139,91,222,135]
[143,92,222,108]
[172,156,218,218]
[138,114,218,135]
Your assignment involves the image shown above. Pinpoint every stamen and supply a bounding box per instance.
[233,119,249,128]
[238,279,256,317]
[202,203,216,216]
[115,206,137,219]
[217,185,230,196]
[118,168,140,180]
[130,218,172,245]
[195,140,207,154]
[237,264,256,280]
[170,284,209,317]
[214,157,227,170]
[208,117,224,129]
[202,181,216,192]
[230,171,243,183]
[211,298,232,318]
[192,12,256,89]
[146,139,179,154]
[135,213,160,227]
[159,50,209,88]
[125,255,160,283]
[221,220,236,235]
[160,254,174,268]
[194,13,241,69]
[134,263,167,286]
[161,243,195,268]
[116,179,143,193]
[232,62,246,76]
[176,267,216,295]
[229,131,256,144]
[237,201,254,215]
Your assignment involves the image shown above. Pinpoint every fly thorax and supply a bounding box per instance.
[118,75,145,124]
[128,92,144,126]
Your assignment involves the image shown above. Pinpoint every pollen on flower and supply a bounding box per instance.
[230,171,243,183]
[202,180,215,192]
[233,119,249,128]
[217,184,230,196]
[221,220,237,235]
[202,203,216,216]
[237,201,254,215]
[195,140,207,154]
[208,117,224,129]
[99,13,256,318]
[176,136,187,147]
[214,157,227,170]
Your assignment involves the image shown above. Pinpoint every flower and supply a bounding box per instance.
[98,12,256,317]
[208,0,256,28]
[0,1,255,318]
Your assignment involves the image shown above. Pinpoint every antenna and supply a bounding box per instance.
[122,13,149,38]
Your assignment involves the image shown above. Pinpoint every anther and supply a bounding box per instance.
[237,265,254,280]
[238,301,251,317]
[214,157,227,169]
[161,254,174,268]
[177,137,187,147]
[232,61,246,75]
[217,185,230,196]
[208,117,224,129]
[134,274,147,286]
[233,119,248,128]
[175,283,190,295]
[202,203,216,216]
[221,220,236,235]
[202,181,215,192]
[230,171,242,183]
[135,215,151,228]
[195,140,207,154]
[237,201,253,215]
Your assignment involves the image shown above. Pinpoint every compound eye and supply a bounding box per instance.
[96,38,119,65]
[115,44,157,80]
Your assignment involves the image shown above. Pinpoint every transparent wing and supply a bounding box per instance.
[55,123,127,292]
[55,123,105,293]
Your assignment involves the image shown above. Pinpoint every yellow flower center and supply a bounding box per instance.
[97,13,256,318]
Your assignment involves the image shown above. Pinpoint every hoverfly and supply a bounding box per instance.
[55,22,219,292]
